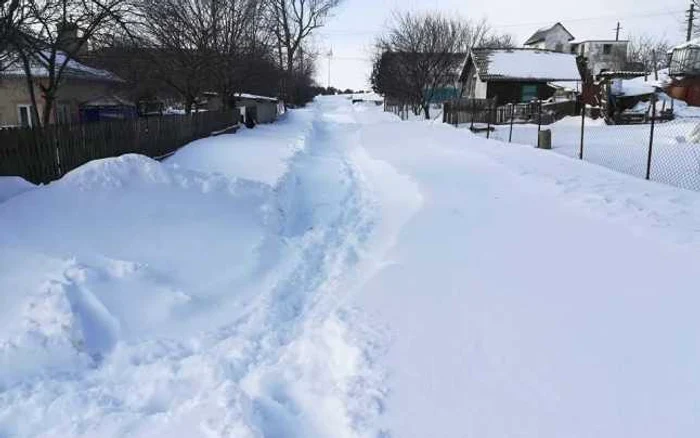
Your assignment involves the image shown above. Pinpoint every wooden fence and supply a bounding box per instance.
[0,111,239,184]
[443,98,578,127]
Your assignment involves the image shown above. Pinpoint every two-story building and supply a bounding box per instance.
[570,40,630,77]
[524,23,575,53]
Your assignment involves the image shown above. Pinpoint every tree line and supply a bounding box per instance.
[370,11,676,120]
[0,0,341,127]
[370,11,514,119]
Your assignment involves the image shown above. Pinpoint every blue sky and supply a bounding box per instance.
[313,0,688,90]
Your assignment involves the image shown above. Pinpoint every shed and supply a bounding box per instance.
[79,95,137,122]
[459,48,582,104]
[234,93,281,125]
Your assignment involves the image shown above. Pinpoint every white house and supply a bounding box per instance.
[524,23,575,53]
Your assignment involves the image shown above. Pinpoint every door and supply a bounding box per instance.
[521,85,538,103]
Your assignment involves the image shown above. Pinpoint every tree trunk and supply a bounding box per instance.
[41,91,55,126]
[20,55,42,127]
[423,104,431,120]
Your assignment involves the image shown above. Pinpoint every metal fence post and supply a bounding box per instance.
[509,103,514,143]
[470,99,475,131]
[537,100,543,147]
[646,94,656,180]
[486,100,493,139]
[579,103,585,160]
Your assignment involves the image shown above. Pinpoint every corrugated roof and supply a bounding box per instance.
[524,22,575,46]
[0,51,121,82]
[467,48,581,82]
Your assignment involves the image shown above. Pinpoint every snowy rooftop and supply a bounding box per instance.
[0,51,121,82]
[469,48,581,82]
[524,22,574,46]
[235,93,279,103]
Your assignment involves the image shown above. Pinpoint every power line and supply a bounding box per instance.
[318,8,685,36]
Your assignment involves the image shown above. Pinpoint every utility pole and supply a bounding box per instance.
[688,2,696,42]
[614,22,622,41]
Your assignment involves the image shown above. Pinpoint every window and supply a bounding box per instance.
[521,85,538,103]
[603,44,612,55]
[555,43,564,52]
[17,105,35,128]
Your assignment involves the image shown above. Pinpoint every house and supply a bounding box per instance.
[570,40,634,77]
[524,22,575,53]
[0,53,133,127]
[459,48,582,104]
[234,93,283,125]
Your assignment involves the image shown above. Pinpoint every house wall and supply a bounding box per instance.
[462,62,488,99]
[236,98,279,124]
[576,41,628,76]
[0,76,118,126]
[486,81,556,104]
[525,25,572,52]
[474,76,488,99]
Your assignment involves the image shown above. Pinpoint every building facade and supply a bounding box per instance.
[524,23,575,53]
[571,40,630,77]
[0,55,129,127]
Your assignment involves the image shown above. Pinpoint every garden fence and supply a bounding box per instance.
[441,96,700,192]
[0,111,239,184]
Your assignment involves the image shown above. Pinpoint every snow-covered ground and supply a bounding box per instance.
[472,116,700,191]
[2,96,700,437]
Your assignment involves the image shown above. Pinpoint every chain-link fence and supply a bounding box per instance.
[444,96,700,192]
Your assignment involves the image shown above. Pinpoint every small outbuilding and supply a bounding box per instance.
[459,48,582,104]
[79,95,138,122]
[234,93,283,125]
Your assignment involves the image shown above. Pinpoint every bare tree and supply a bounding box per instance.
[11,0,131,126]
[0,0,27,71]
[373,11,505,119]
[628,34,672,73]
[135,0,221,113]
[265,0,341,102]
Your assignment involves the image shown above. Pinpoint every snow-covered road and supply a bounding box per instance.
[2,96,700,437]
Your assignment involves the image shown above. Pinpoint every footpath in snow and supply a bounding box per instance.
[1,96,700,437]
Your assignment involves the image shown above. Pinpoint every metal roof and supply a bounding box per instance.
[524,23,575,46]
[464,48,581,82]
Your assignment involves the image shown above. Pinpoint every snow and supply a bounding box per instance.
[0,177,34,203]
[486,50,581,80]
[236,93,279,102]
[1,51,120,81]
[2,96,700,437]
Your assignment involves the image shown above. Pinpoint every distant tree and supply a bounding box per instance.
[373,11,498,119]
[628,34,672,73]
[0,0,25,71]
[265,0,341,104]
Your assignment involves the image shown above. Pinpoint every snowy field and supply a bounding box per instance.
[2,96,700,437]
[472,116,700,191]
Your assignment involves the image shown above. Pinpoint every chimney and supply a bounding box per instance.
[57,22,86,57]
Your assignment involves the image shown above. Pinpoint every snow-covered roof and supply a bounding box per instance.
[468,48,581,82]
[671,38,700,51]
[235,93,279,103]
[612,70,669,97]
[524,23,575,46]
[81,95,135,108]
[0,51,121,82]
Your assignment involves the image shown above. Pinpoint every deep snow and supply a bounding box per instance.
[2,96,700,437]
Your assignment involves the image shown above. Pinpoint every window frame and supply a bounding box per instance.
[17,104,35,128]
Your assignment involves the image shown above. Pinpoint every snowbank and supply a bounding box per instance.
[0,177,35,203]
